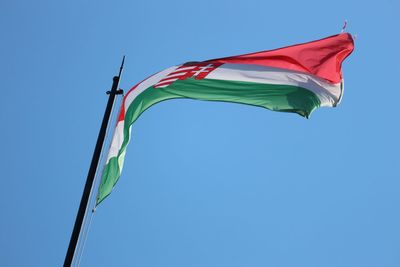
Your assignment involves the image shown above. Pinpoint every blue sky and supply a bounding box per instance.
[1,0,399,266]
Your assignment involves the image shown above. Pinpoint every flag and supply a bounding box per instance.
[96,33,354,204]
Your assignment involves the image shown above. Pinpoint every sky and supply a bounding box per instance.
[1,0,399,266]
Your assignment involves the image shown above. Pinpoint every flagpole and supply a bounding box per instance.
[63,57,125,267]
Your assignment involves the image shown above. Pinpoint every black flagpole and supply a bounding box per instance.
[63,57,125,267]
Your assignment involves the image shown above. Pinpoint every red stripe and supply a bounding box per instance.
[205,33,354,83]
[117,100,125,122]
[120,33,354,122]
[117,81,143,122]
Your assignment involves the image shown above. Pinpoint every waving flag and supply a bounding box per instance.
[96,33,354,204]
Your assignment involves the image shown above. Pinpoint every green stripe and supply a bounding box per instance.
[96,78,320,204]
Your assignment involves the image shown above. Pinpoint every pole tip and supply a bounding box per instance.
[118,55,126,77]
[341,20,348,33]
[120,55,125,70]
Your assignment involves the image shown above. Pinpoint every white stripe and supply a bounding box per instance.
[105,121,125,164]
[207,64,342,107]
[154,84,169,88]
[105,66,179,164]
[125,66,178,109]
[154,82,173,88]
[156,77,179,84]
[106,63,341,164]
[172,66,197,72]
[163,72,187,79]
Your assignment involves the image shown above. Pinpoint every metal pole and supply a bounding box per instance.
[63,57,125,267]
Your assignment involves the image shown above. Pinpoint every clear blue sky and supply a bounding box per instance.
[1,0,399,266]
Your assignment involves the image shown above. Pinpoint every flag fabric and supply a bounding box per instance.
[96,33,354,204]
